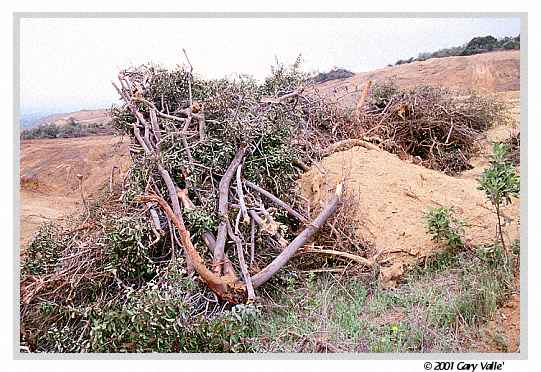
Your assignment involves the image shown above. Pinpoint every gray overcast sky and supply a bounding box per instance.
[20,17,520,114]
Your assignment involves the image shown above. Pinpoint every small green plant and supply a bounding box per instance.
[424,207,465,249]
[23,223,68,276]
[478,143,520,255]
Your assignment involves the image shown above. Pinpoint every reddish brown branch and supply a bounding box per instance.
[138,193,245,303]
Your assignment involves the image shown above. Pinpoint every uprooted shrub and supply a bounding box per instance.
[21,57,378,352]
[107,56,372,304]
[357,81,509,174]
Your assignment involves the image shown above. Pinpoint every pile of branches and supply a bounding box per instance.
[108,57,366,304]
[20,58,379,352]
[356,81,509,174]
[20,190,263,352]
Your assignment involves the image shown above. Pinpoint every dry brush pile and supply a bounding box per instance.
[354,81,509,174]
[20,57,508,353]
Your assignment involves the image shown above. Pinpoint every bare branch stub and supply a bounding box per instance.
[244,180,308,223]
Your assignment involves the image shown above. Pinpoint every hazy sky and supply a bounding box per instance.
[20,17,520,114]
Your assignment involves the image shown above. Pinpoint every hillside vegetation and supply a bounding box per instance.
[21,109,114,139]
[395,35,520,66]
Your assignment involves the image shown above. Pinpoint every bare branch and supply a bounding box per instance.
[146,202,164,236]
[138,193,245,303]
[236,165,250,224]
[244,180,307,223]
[260,88,303,104]
[226,221,255,302]
[250,217,256,265]
[213,146,247,275]
[251,184,343,288]
[299,247,373,267]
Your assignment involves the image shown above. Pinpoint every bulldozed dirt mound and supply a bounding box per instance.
[20,135,130,247]
[298,145,520,288]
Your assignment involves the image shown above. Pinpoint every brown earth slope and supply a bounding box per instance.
[20,135,130,247]
[315,50,519,107]
[30,109,111,128]
[298,144,520,285]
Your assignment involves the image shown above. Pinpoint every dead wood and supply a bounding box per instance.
[251,184,343,288]
[146,202,164,236]
[235,165,250,224]
[244,180,307,223]
[226,222,255,302]
[214,146,247,275]
[138,193,246,303]
[260,89,302,104]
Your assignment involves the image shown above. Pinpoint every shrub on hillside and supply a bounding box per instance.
[394,34,519,66]
[313,68,354,83]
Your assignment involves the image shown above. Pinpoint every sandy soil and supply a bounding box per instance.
[298,145,520,286]
[315,50,519,108]
[297,89,521,352]
[19,135,130,247]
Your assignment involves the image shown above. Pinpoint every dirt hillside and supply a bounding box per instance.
[316,50,519,108]
[29,109,111,129]
[20,135,130,247]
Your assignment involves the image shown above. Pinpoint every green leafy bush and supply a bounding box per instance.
[394,34,519,66]
[424,207,465,249]
[104,216,157,282]
[313,68,354,83]
[22,223,68,276]
[478,143,520,254]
